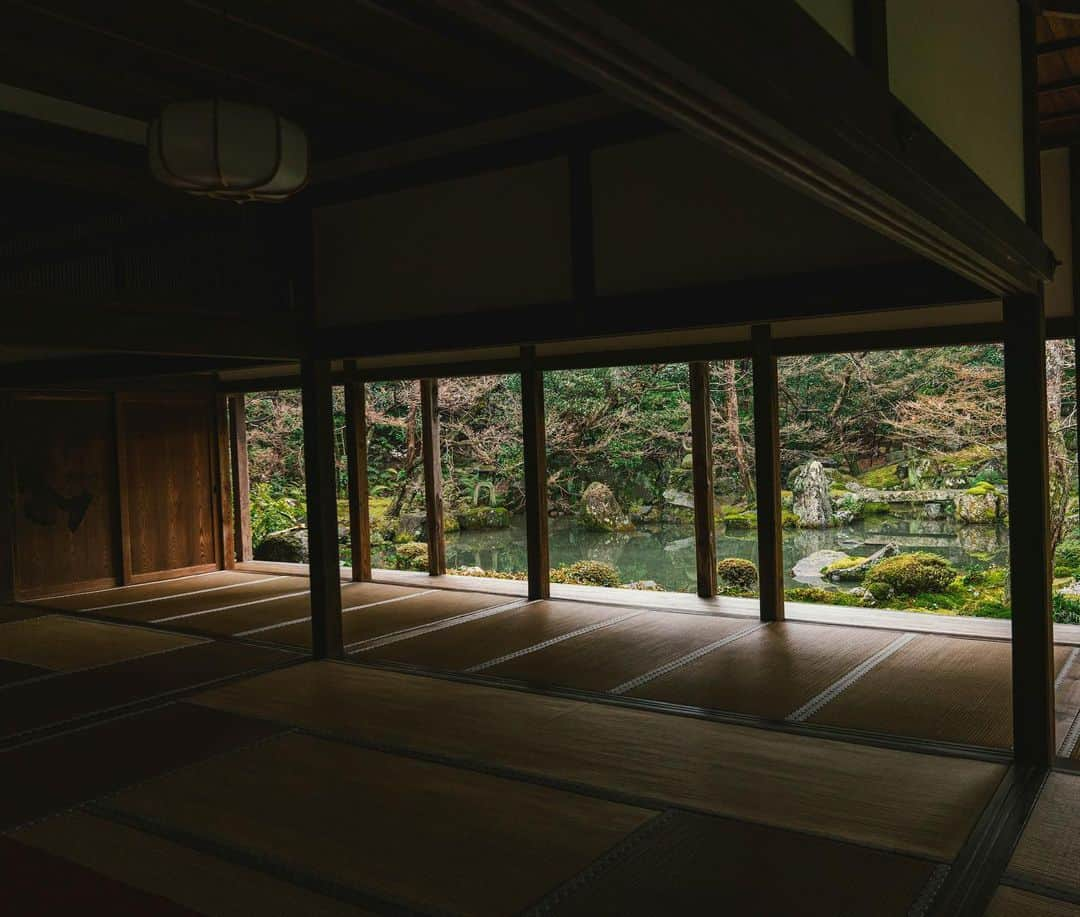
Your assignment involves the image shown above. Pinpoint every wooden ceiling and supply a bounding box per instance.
[1039,5,1080,147]
[0,1,590,180]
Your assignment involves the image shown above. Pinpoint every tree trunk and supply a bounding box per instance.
[722,361,754,499]
[1046,339,1070,555]
[391,403,420,517]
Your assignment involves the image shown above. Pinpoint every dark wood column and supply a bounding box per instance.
[214,395,236,570]
[521,346,550,599]
[0,394,14,603]
[113,393,134,586]
[227,394,253,563]
[344,361,372,582]
[1070,147,1080,502]
[301,357,344,659]
[752,324,784,622]
[1004,294,1055,766]
[420,378,447,576]
[689,362,717,598]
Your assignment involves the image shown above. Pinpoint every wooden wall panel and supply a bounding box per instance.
[118,394,219,580]
[12,394,119,598]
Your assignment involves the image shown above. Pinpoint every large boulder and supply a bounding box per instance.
[791,461,833,528]
[822,543,899,582]
[254,527,308,563]
[580,482,634,532]
[791,549,849,586]
[455,506,510,530]
[955,484,1005,524]
[395,511,428,541]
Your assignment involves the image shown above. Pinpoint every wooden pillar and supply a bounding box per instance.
[420,378,447,576]
[344,361,372,582]
[1004,294,1055,767]
[0,394,14,603]
[301,357,344,659]
[214,395,235,570]
[689,362,717,598]
[521,345,550,599]
[113,393,133,586]
[752,324,784,622]
[227,394,253,563]
[1069,147,1080,504]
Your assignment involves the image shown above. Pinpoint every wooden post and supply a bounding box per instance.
[0,394,14,603]
[689,362,717,598]
[521,345,550,599]
[1069,147,1080,505]
[214,394,235,570]
[420,378,447,576]
[301,357,344,659]
[1004,294,1055,767]
[752,325,784,622]
[112,393,133,586]
[344,361,371,581]
[227,394,253,562]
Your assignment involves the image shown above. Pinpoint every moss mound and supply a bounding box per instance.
[550,560,621,588]
[393,542,428,571]
[864,552,957,596]
[820,555,866,580]
[716,557,758,593]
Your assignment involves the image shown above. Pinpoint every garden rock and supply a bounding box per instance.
[791,461,833,528]
[580,482,634,532]
[254,528,308,563]
[791,549,849,586]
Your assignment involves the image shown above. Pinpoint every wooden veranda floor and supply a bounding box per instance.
[3,569,1080,914]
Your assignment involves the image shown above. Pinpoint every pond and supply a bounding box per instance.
[410,515,1011,594]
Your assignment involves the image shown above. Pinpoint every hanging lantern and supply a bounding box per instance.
[148,99,308,202]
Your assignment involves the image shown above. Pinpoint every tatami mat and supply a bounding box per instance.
[265,588,508,650]
[986,886,1080,917]
[0,835,196,915]
[90,577,312,625]
[543,810,937,916]
[0,604,46,624]
[98,731,654,917]
[0,658,50,687]
[0,703,284,830]
[192,661,1004,859]
[188,581,419,639]
[0,615,203,671]
[14,812,374,917]
[361,598,631,672]
[477,609,753,692]
[1007,771,1080,898]
[811,636,1072,748]
[628,621,897,720]
[34,571,259,612]
[0,641,295,740]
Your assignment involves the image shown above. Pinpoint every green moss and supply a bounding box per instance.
[861,501,891,516]
[393,542,428,571]
[550,560,621,588]
[785,587,862,607]
[865,552,958,596]
[1055,538,1080,578]
[866,582,892,602]
[454,506,510,531]
[781,510,800,529]
[716,558,758,591]
[857,462,900,489]
[821,555,867,581]
[723,510,757,529]
[965,481,998,496]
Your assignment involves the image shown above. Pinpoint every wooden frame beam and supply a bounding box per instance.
[1003,294,1055,767]
[0,394,14,603]
[228,394,253,563]
[343,361,372,582]
[437,0,1054,294]
[520,346,550,599]
[0,356,279,389]
[853,0,889,84]
[420,378,447,576]
[688,361,717,598]
[752,325,784,622]
[213,395,235,570]
[300,357,344,659]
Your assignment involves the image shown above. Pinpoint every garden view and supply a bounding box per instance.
[243,342,1080,624]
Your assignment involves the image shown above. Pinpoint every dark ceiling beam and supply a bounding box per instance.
[0,354,277,388]
[2,298,304,359]
[312,261,990,360]
[435,0,1055,296]
[1037,35,1080,53]
[1039,108,1080,125]
[1038,74,1080,94]
[1039,1,1080,19]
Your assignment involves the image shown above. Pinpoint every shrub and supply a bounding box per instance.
[865,552,957,596]
[723,511,757,529]
[550,560,620,588]
[785,587,861,607]
[1054,592,1080,625]
[394,542,428,571]
[716,558,758,591]
[1055,538,1080,577]
[866,581,892,602]
[250,482,304,547]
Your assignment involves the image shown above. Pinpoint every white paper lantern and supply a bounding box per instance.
[148,99,308,202]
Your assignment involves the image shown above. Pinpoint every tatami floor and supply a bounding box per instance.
[3,569,1080,914]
